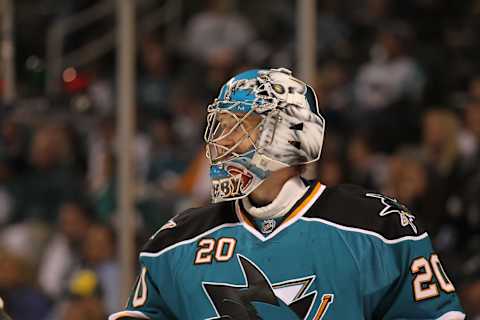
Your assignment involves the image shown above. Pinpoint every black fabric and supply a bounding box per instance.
[142,181,427,255]
[141,201,238,254]
[305,183,427,240]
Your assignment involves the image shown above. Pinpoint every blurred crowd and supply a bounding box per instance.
[1,0,480,318]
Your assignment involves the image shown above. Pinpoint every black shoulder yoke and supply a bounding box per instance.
[141,201,238,254]
[305,184,426,240]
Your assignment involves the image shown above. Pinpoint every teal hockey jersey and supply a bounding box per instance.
[109,181,465,320]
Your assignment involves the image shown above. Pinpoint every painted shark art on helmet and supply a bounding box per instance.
[204,68,325,203]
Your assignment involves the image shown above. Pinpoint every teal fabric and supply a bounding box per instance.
[120,219,464,319]
[252,216,285,235]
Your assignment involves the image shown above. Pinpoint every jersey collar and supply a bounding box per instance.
[235,181,326,241]
[242,176,309,219]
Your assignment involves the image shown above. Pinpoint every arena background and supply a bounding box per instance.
[0,0,480,318]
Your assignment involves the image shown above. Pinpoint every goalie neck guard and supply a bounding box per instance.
[204,68,326,203]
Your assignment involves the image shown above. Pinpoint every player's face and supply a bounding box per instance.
[207,111,262,162]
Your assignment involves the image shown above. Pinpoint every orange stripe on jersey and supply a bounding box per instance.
[282,182,321,225]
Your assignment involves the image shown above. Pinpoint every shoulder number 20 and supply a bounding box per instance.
[411,253,455,301]
[195,238,236,264]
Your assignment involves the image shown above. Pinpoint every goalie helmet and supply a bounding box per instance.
[204,68,326,203]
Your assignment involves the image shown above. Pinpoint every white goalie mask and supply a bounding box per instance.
[204,68,326,203]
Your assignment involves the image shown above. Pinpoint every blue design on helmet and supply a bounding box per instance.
[204,68,325,203]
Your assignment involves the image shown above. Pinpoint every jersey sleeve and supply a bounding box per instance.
[108,204,236,320]
[108,255,178,320]
[306,185,466,319]
[371,235,465,319]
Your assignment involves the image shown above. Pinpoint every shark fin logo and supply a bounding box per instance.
[202,255,333,319]
[366,193,418,234]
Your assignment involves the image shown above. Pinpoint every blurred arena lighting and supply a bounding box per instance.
[71,94,92,112]
[62,67,78,83]
[63,68,90,93]
[25,55,42,72]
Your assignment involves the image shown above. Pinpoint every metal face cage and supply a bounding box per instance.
[204,101,263,164]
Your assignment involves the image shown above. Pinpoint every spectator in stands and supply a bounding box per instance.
[345,134,387,189]
[38,200,92,300]
[0,249,51,320]
[462,98,480,162]
[147,115,185,186]
[314,61,354,133]
[174,148,210,206]
[422,109,461,178]
[138,34,171,118]
[349,0,392,33]
[355,21,424,110]
[459,277,480,319]
[457,98,480,167]
[61,293,105,320]
[316,0,352,60]
[0,117,27,224]
[0,117,28,175]
[421,109,464,237]
[80,224,119,315]
[454,99,480,275]
[184,0,255,67]
[13,124,83,222]
[87,117,115,196]
[57,270,106,320]
[354,21,424,151]
[384,147,427,212]
[0,155,14,225]
[86,61,114,116]
[469,76,480,100]
[168,81,206,158]
[87,117,150,222]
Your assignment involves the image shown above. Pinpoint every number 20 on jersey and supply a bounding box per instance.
[194,237,237,264]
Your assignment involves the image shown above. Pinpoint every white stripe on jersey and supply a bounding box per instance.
[140,223,242,258]
[435,310,466,320]
[108,310,150,320]
[300,217,429,244]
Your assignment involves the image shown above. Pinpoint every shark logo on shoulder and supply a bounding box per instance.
[366,193,418,234]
